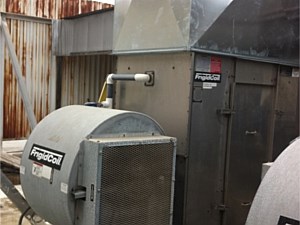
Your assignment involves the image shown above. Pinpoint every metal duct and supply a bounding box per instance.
[113,0,299,66]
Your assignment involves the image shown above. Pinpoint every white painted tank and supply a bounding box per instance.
[246,137,300,225]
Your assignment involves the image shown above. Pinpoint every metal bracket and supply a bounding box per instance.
[245,130,257,135]
[217,204,228,212]
[275,110,284,117]
[217,108,235,116]
[144,71,155,86]
[72,187,86,200]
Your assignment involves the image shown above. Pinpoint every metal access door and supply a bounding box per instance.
[223,60,277,225]
[185,55,234,225]
[186,56,278,225]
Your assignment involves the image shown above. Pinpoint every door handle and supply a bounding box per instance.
[245,130,257,135]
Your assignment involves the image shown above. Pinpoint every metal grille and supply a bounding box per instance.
[99,142,174,225]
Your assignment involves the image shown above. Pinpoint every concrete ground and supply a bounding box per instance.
[0,185,31,225]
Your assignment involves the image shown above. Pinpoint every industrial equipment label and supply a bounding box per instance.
[60,182,68,194]
[20,165,25,175]
[29,144,65,170]
[210,57,222,73]
[194,72,221,83]
[203,82,217,89]
[32,162,43,177]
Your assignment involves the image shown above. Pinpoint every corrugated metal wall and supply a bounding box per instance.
[60,55,114,106]
[0,0,112,19]
[1,1,113,139]
[3,15,55,138]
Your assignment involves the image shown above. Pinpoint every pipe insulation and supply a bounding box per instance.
[101,73,150,108]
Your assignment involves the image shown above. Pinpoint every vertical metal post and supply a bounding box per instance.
[221,60,236,225]
[1,15,37,130]
[0,14,4,151]
[298,70,300,136]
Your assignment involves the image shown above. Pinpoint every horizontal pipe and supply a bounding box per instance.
[101,73,150,108]
[107,73,150,84]
[110,74,136,81]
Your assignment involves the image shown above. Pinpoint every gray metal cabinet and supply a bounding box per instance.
[185,57,298,225]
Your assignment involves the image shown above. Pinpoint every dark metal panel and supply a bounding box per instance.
[193,0,299,66]
[235,60,277,86]
[272,69,299,160]
[185,54,234,225]
[224,84,275,225]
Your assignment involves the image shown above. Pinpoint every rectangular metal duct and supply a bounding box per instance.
[113,0,233,53]
[113,0,299,66]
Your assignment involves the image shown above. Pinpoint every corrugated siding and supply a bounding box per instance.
[1,1,113,139]
[60,55,114,106]
[0,0,112,19]
[3,17,55,138]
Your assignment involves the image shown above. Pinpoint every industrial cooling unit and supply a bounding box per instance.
[20,105,176,225]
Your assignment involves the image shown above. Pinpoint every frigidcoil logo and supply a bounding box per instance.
[29,144,65,170]
[194,72,221,83]
[277,216,300,225]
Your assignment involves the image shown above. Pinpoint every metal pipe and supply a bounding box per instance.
[298,69,300,136]
[101,73,150,108]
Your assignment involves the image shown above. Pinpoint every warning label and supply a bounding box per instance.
[210,57,222,73]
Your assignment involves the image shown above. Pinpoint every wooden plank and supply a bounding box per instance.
[0,15,37,130]
[0,152,21,169]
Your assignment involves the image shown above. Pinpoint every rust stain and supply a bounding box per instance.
[3,0,113,139]
[5,0,113,19]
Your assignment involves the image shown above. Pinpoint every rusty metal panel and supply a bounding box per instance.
[60,55,115,106]
[1,0,113,19]
[3,16,55,139]
[0,25,4,148]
